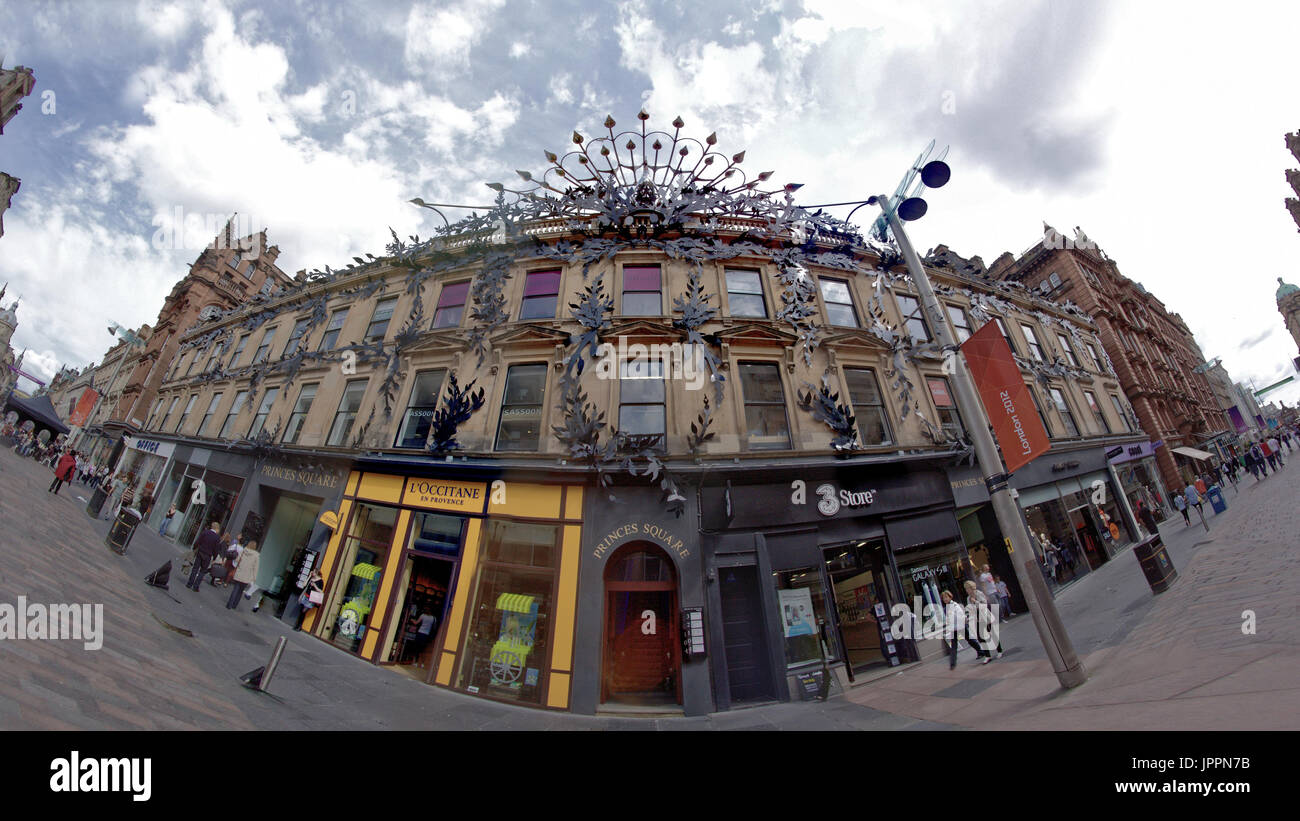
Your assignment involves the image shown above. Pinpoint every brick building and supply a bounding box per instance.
[1286,130,1300,234]
[991,226,1229,491]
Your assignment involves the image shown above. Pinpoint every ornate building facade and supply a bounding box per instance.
[1278,277,1300,354]
[126,116,1147,715]
[1286,130,1300,234]
[993,226,1229,490]
[0,62,35,240]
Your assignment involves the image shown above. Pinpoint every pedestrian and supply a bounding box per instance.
[1194,474,1208,497]
[1136,498,1159,537]
[187,520,223,592]
[940,590,972,670]
[964,579,1002,661]
[994,575,1013,619]
[209,531,236,587]
[977,563,999,609]
[159,503,177,536]
[1268,435,1284,468]
[294,569,324,631]
[226,540,259,610]
[1173,491,1189,525]
[1183,481,1203,522]
[48,449,77,495]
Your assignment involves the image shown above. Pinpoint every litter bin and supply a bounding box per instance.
[86,486,110,519]
[1207,485,1226,515]
[106,508,142,555]
[1132,534,1177,594]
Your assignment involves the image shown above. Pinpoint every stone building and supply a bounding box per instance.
[1287,130,1300,234]
[992,225,1229,490]
[128,116,1146,716]
[0,62,35,240]
[1278,278,1300,354]
[75,218,293,466]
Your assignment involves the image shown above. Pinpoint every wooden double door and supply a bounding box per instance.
[601,545,681,706]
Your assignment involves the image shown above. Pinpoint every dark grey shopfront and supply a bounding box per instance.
[698,459,965,711]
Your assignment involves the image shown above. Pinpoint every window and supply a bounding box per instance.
[993,317,1018,355]
[1110,395,1131,432]
[229,334,249,367]
[320,503,397,655]
[520,269,561,320]
[365,296,399,342]
[167,352,188,381]
[739,362,791,450]
[726,268,766,318]
[844,367,892,445]
[161,396,180,429]
[253,327,277,364]
[206,343,225,373]
[433,282,469,328]
[327,380,368,446]
[318,309,349,351]
[174,394,198,433]
[283,318,311,358]
[395,370,446,449]
[896,294,930,342]
[495,364,547,451]
[144,398,163,430]
[187,348,206,376]
[1027,384,1053,436]
[1049,387,1079,437]
[1084,390,1110,434]
[1055,332,1079,368]
[926,377,965,439]
[454,519,562,705]
[282,384,318,445]
[198,393,223,436]
[248,387,279,438]
[218,390,249,439]
[947,305,972,343]
[1021,324,1046,362]
[622,265,661,316]
[820,278,858,327]
[619,358,666,440]
[1086,341,1104,372]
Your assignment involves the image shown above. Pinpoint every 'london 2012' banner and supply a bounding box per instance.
[960,321,1051,474]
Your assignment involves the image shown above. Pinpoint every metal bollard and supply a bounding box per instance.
[240,636,288,693]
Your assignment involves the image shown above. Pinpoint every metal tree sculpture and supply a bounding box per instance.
[427,372,486,455]
[797,369,860,453]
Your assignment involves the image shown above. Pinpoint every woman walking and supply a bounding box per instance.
[964,579,1002,662]
[226,540,259,610]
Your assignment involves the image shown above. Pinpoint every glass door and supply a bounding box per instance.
[824,541,892,672]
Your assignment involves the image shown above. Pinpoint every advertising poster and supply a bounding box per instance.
[779,588,817,638]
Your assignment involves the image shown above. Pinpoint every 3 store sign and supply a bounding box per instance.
[789,480,878,517]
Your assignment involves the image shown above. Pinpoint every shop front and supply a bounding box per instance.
[151,445,249,546]
[221,455,350,618]
[699,460,962,710]
[948,442,1142,598]
[1108,439,1172,523]
[113,435,176,520]
[304,466,586,711]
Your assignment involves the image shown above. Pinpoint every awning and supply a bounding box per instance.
[496,593,535,613]
[1172,446,1215,461]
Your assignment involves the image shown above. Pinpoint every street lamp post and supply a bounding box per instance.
[866,187,1088,689]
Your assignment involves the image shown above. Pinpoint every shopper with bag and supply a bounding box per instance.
[227,541,259,610]
[295,569,324,631]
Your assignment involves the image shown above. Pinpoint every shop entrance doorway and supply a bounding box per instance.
[389,555,455,673]
[601,544,680,707]
[718,563,776,705]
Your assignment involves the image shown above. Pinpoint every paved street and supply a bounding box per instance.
[2,442,1297,730]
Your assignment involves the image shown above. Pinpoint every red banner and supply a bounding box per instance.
[960,321,1050,474]
[69,388,99,426]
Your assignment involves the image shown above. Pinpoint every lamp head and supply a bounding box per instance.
[920,160,951,189]
[898,197,929,221]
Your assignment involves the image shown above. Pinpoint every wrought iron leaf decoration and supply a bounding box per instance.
[427,372,486,454]
[797,369,860,453]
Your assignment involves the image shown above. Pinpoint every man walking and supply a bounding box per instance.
[1184,481,1204,524]
[187,520,223,592]
[1174,491,1189,525]
[1268,435,1284,468]
[48,450,77,495]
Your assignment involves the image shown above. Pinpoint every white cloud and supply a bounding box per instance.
[135,0,199,41]
[404,0,506,73]
[509,41,531,59]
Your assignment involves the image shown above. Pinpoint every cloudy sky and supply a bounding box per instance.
[2,0,1299,409]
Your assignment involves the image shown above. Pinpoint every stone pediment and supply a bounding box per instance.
[605,318,680,341]
[403,328,472,355]
[487,323,572,347]
[820,327,894,352]
[713,322,798,346]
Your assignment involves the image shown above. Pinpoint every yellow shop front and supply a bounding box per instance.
[303,469,585,711]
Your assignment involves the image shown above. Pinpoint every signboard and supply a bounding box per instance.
[69,389,99,426]
[1227,407,1248,434]
[778,588,817,638]
[401,478,487,513]
[960,321,1051,473]
[123,435,175,460]
[681,607,706,659]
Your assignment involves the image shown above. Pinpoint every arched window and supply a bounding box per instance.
[604,545,675,584]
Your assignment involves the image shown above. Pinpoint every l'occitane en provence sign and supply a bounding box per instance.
[402,479,487,513]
